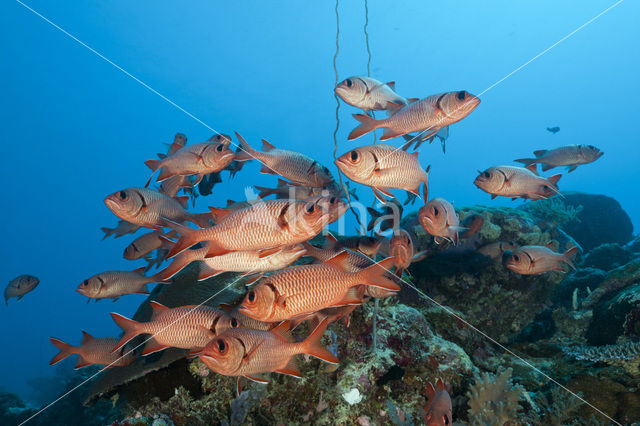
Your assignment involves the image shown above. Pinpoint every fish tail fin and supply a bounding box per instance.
[233,132,258,162]
[100,227,114,240]
[157,248,202,280]
[299,318,339,364]
[254,185,277,199]
[110,313,142,353]
[563,246,579,270]
[188,212,214,228]
[348,114,379,140]
[160,219,201,259]
[356,257,401,292]
[49,338,77,365]
[514,158,537,166]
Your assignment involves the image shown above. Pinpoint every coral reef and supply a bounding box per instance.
[466,368,524,425]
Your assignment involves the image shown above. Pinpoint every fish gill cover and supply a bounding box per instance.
[1,0,639,425]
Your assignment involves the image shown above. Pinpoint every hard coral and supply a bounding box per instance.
[466,367,524,426]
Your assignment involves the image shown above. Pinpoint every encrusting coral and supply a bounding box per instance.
[466,367,524,426]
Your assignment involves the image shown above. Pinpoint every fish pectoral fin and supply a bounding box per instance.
[242,341,264,365]
[372,187,394,202]
[257,247,281,258]
[141,338,169,356]
[275,358,302,379]
[242,273,263,287]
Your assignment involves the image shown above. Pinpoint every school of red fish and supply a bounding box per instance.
[6,76,603,423]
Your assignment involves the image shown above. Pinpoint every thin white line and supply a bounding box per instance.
[478,0,625,96]
[372,0,624,164]
[19,273,247,425]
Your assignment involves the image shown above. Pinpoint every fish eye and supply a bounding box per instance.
[513,255,520,262]
[82,279,88,287]
[433,206,439,216]
[444,415,450,425]
[329,196,337,204]
[349,150,359,162]
[346,78,353,87]
[247,291,256,303]
[230,318,238,328]
[457,90,466,100]
[217,339,226,352]
[305,203,316,214]
[216,144,224,152]
[118,190,128,200]
[322,166,330,174]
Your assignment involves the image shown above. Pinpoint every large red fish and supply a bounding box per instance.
[164,198,331,258]
[49,331,134,369]
[504,243,578,275]
[195,318,338,395]
[238,254,399,322]
[473,165,561,201]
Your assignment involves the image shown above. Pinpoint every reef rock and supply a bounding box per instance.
[586,281,640,346]
[404,205,575,344]
[561,192,634,251]
[580,243,632,272]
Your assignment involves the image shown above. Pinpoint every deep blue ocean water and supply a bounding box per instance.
[1,0,638,405]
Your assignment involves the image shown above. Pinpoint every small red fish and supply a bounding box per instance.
[419,197,466,245]
[49,331,134,369]
[389,228,426,276]
[504,243,578,275]
[76,267,163,302]
[474,165,561,201]
[424,379,452,426]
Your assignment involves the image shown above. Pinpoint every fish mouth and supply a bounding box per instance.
[237,305,249,315]
[199,354,221,370]
[104,196,122,212]
[76,288,88,296]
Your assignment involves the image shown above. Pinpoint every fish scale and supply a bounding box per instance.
[226,330,298,376]
[142,307,222,348]
[99,271,152,298]
[80,337,132,366]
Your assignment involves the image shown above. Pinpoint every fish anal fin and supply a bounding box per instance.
[275,357,302,378]
[141,338,169,356]
[74,355,91,370]
[244,374,268,384]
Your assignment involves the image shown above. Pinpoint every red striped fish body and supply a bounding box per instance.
[76,268,157,301]
[348,91,480,141]
[238,255,399,322]
[111,302,235,355]
[49,331,134,369]
[165,198,331,258]
[197,319,338,389]
[335,76,408,112]
[419,198,464,245]
[234,133,334,187]
[505,244,578,275]
[474,166,561,200]
[335,145,429,198]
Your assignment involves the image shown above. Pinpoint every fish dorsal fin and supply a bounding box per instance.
[534,149,548,157]
[225,199,236,208]
[209,206,233,222]
[325,232,338,244]
[174,195,189,209]
[411,152,419,157]
[277,178,289,188]
[133,267,146,275]
[271,320,295,342]
[525,163,538,175]
[547,174,562,186]
[81,330,94,344]
[426,381,436,400]
[149,301,169,319]
[385,81,396,90]
[261,139,276,152]
[406,97,419,104]
[436,378,445,392]
[218,303,235,313]
[325,251,350,271]
[545,241,555,249]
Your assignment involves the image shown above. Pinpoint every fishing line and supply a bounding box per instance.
[363,0,377,144]
[19,274,249,425]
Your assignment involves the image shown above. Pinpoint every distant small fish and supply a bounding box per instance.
[123,230,173,261]
[477,241,519,261]
[50,331,134,369]
[234,133,335,188]
[335,77,413,113]
[347,91,480,145]
[335,145,429,202]
[473,165,561,201]
[77,268,164,302]
[504,243,578,275]
[335,235,382,258]
[403,126,450,153]
[195,318,338,396]
[111,301,237,355]
[367,198,403,233]
[515,144,603,173]
[419,197,466,245]
[546,126,560,134]
[218,303,275,332]
[304,195,348,224]
[238,254,399,322]
[389,228,427,276]
[165,133,188,155]
[424,378,452,426]
[101,220,140,240]
[4,274,39,306]
[255,178,324,200]
[197,172,223,196]
[104,187,212,229]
